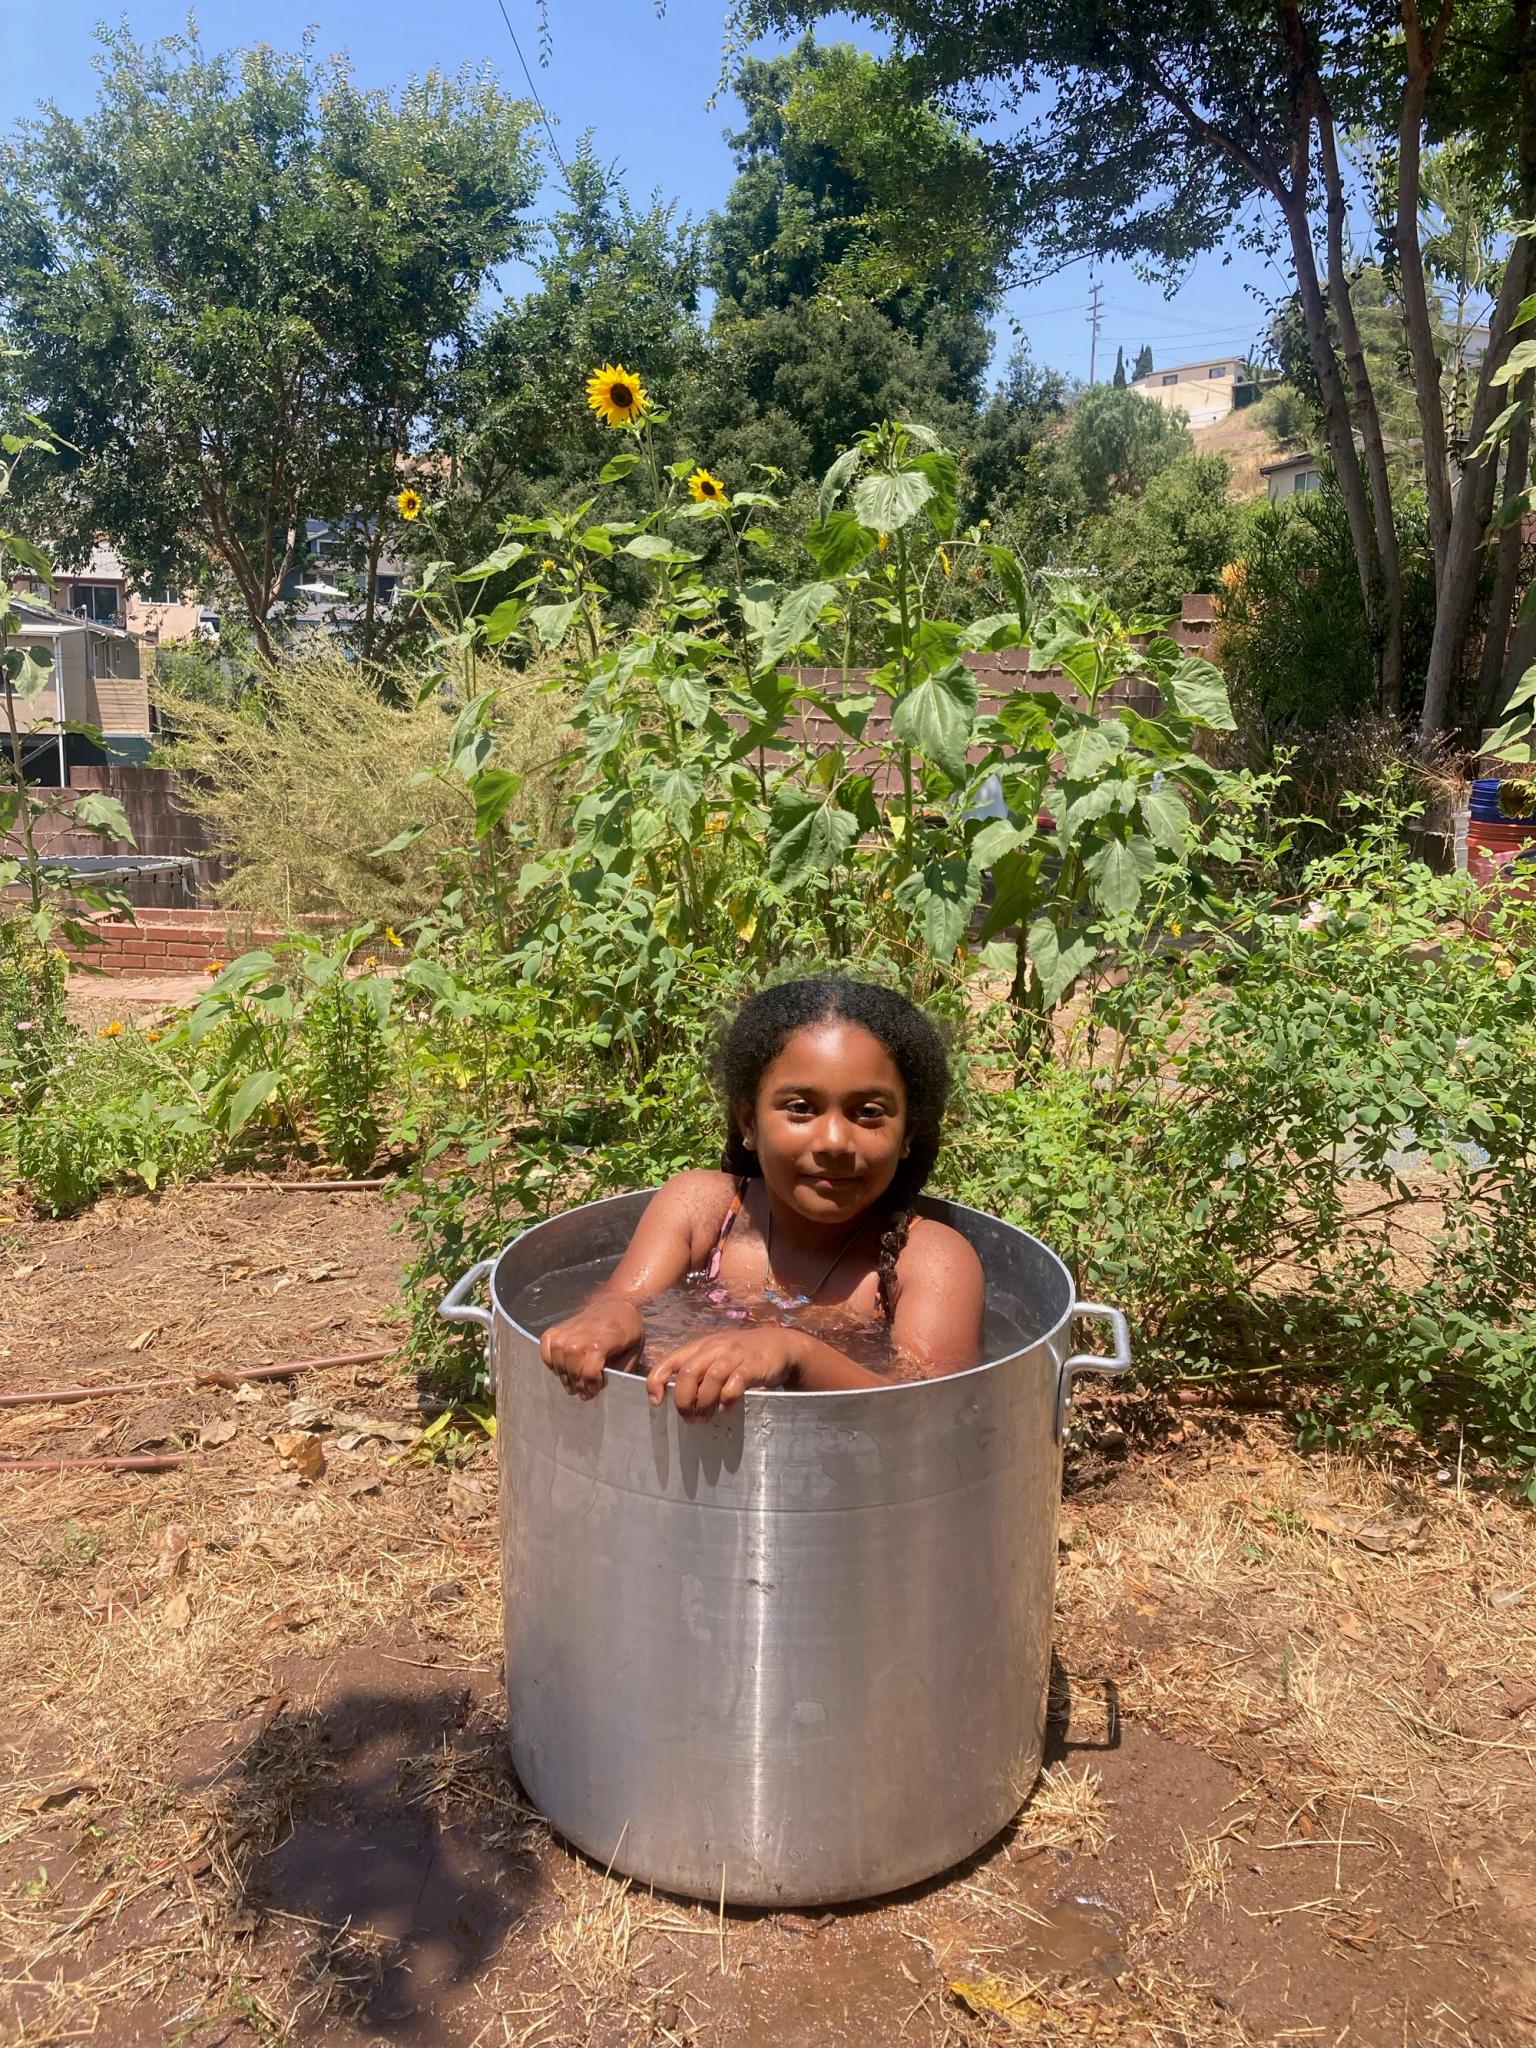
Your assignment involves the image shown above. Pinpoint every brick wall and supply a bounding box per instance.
[63,908,290,978]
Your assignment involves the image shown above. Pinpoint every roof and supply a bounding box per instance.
[1259,449,1322,476]
[1133,356,1242,380]
[10,595,137,641]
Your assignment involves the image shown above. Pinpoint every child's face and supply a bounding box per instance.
[740,1020,910,1224]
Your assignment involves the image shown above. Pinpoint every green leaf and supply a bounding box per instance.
[911,449,959,537]
[372,822,428,856]
[660,670,711,726]
[1491,338,1536,387]
[1026,918,1097,1008]
[0,531,53,578]
[455,541,527,580]
[960,612,1027,652]
[599,451,641,484]
[806,509,878,576]
[817,446,862,523]
[1480,662,1536,758]
[1084,833,1158,917]
[767,785,859,887]
[470,767,523,838]
[528,600,580,650]
[890,663,978,781]
[851,467,933,534]
[1058,723,1120,780]
[480,597,525,645]
[71,792,135,844]
[1139,784,1192,852]
[578,526,613,555]
[1062,778,1134,837]
[895,853,982,958]
[759,582,837,669]
[651,763,703,836]
[1515,292,1536,331]
[623,534,699,563]
[1163,654,1236,730]
[970,816,1029,868]
[226,1069,283,1137]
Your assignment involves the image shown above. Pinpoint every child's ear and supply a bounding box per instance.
[738,1103,757,1151]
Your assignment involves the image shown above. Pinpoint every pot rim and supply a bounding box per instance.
[489,1186,1078,1404]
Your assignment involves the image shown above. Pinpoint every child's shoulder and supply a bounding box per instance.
[650,1167,742,1221]
[902,1208,985,1283]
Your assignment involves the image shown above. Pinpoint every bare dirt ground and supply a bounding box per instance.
[3,1184,1535,2048]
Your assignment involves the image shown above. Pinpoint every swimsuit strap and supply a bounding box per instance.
[705,1178,748,1282]
[764,1204,874,1306]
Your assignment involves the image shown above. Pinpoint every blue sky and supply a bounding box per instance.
[0,0,1289,383]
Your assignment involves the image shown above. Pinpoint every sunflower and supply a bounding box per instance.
[397,487,422,521]
[687,467,728,505]
[586,363,648,429]
[938,547,952,576]
[384,925,404,949]
[99,1019,124,1039]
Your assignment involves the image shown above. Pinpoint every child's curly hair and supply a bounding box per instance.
[713,978,952,1319]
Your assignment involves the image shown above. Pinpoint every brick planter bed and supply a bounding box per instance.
[63,909,291,978]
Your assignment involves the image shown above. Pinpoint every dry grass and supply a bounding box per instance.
[4,1188,1536,2046]
[1017,1764,1112,1856]
[155,651,571,923]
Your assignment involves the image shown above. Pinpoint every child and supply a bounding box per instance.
[540,978,985,1419]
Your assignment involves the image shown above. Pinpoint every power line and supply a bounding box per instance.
[491,0,566,176]
[1086,277,1103,383]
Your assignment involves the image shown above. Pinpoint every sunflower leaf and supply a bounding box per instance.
[806,509,878,576]
[528,601,580,650]
[758,582,837,670]
[890,664,978,781]
[1025,918,1097,1008]
[623,535,700,563]
[598,452,640,484]
[767,785,860,886]
[817,446,863,523]
[851,468,933,534]
[911,450,959,537]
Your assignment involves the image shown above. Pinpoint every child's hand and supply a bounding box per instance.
[646,1325,798,1420]
[540,1296,645,1398]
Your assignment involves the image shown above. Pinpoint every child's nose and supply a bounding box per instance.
[816,1112,852,1152]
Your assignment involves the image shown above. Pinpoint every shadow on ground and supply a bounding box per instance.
[200,1650,539,2038]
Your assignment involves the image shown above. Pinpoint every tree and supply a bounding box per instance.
[1112,344,1127,387]
[441,141,705,537]
[964,344,1073,520]
[1083,451,1248,616]
[1133,345,1155,380]
[1061,385,1192,513]
[708,38,1004,334]
[0,27,540,660]
[744,0,1536,736]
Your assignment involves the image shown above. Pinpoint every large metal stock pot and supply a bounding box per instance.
[440,1190,1130,1906]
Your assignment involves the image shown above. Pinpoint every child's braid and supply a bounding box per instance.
[876,1203,912,1322]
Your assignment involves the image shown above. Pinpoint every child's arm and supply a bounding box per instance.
[539,1171,730,1397]
[652,1218,986,1418]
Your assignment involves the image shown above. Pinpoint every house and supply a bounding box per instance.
[5,596,151,780]
[43,543,214,647]
[1130,355,1247,428]
[279,516,407,634]
[1260,449,1324,503]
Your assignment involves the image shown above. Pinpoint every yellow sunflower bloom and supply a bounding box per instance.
[204,959,226,976]
[877,533,889,552]
[938,547,952,576]
[99,1019,124,1038]
[384,926,404,949]
[397,488,422,521]
[687,467,728,505]
[586,363,648,429]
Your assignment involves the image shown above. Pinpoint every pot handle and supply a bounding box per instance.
[438,1257,495,1339]
[1055,1302,1132,1440]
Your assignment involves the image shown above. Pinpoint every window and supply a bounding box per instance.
[1161,373,1179,386]
[72,583,121,623]
[1209,364,1228,378]
[1294,469,1321,494]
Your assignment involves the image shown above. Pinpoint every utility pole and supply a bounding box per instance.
[1087,277,1103,384]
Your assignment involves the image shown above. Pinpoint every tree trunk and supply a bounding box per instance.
[1476,379,1533,725]
[1280,196,1391,699]
[1394,1,1457,577]
[1317,107,1405,713]
[1420,224,1536,736]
